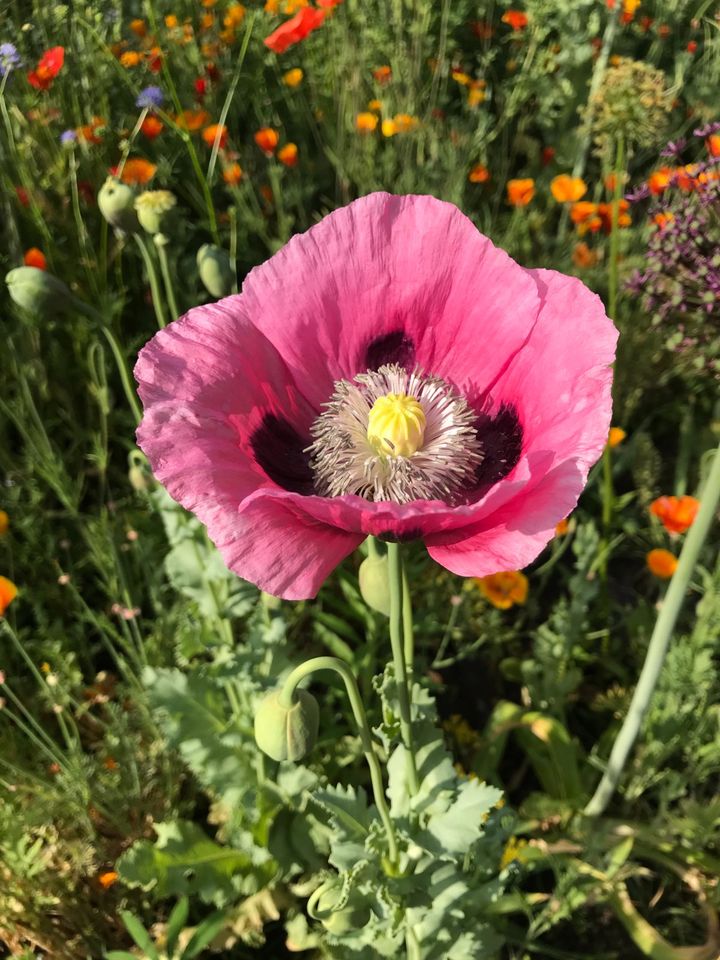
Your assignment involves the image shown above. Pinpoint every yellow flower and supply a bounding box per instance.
[452,70,471,85]
[283,68,304,88]
[607,427,626,448]
[468,87,485,106]
[500,837,529,869]
[474,571,528,610]
[356,112,378,133]
[381,119,397,137]
[0,510,8,536]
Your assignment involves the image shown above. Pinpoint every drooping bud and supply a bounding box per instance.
[98,177,139,233]
[358,555,390,616]
[254,689,319,762]
[5,266,75,315]
[197,243,234,299]
[135,189,177,235]
[308,878,371,935]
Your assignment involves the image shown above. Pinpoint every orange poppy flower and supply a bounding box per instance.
[223,162,243,185]
[550,174,587,203]
[224,3,246,27]
[0,511,8,536]
[119,158,157,185]
[356,112,378,133]
[254,127,279,153]
[141,116,164,139]
[119,50,142,68]
[501,10,528,30]
[474,571,528,610]
[98,871,119,889]
[570,201,597,224]
[373,65,392,84]
[27,46,65,90]
[646,549,678,579]
[649,495,700,534]
[506,178,534,206]
[0,576,18,616]
[202,123,229,148]
[707,135,720,158]
[468,163,490,183]
[555,518,570,536]
[647,167,673,195]
[23,248,47,270]
[129,18,146,36]
[467,85,485,106]
[607,427,626,448]
[277,142,298,166]
[176,109,210,131]
[571,241,599,268]
[652,211,674,230]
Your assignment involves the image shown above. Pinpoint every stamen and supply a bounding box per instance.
[308,364,483,504]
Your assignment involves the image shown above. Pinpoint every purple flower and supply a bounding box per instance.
[60,128,77,144]
[693,122,720,138]
[660,138,686,158]
[136,86,164,110]
[0,43,21,77]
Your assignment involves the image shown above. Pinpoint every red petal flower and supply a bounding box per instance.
[28,46,65,90]
[264,7,326,54]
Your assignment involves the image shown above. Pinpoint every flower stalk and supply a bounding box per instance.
[387,542,420,796]
[585,438,720,816]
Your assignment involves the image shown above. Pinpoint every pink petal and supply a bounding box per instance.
[240,193,542,408]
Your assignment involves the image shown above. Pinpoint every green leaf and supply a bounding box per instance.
[181,910,228,959]
[104,953,138,960]
[423,779,503,856]
[166,897,190,958]
[119,911,159,960]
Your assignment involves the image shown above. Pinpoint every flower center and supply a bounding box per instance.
[366,393,426,458]
[308,364,483,504]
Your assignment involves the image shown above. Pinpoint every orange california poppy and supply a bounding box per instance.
[373,65,392,84]
[356,112,378,133]
[98,871,119,889]
[475,571,528,610]
[647,167,673,195]
[119,158,157,185]
[0,511,8,536]
[223,162,243,185]
[571,241,599,268]
[254,127,280,153]
[176,109,211,132]
[707,135,720,158]
[202,123,229,148]
[506,178,534,206]
[0,577,18,616]
[646,549,678,579]
[140,116,164,139]
[607,427,626,448]
[277,142,298,166]
[130,18,147,36]
[23,248,47,270]
[501,10,528,30]
[468,163,490,183]
[283,67,304,87]
[550,174,587,203]
[649,495,700,534]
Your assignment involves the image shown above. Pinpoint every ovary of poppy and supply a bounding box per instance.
[607,426,626,447]
[135,193,617,600]
[475,571,529,609]
[550,174,587,203]
[254,127,280,153]
[356,112,378,133]
[202,123,229,148]
[502,10,529,30]
[119,158,157,185]
[506,178,535,206]
[650,495,699,534]
[141,116,164,139]
[27,46,65,90]
[468,163,490,183]
[0,576,17,616]
[646,548,677,579]
[277,142,298,166]
[24,248,47,270]
[264,6,325,54]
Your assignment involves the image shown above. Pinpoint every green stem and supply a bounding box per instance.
[585,439,720,816]
[134,233,167,329]
[402,567,414,673]
[98,326,142,424]
[387,543,420,796]
[155,238,181,321]
[279,656,398,865]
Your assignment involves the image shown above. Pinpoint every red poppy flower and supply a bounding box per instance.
[27,46,65,91]
[264,7,326,54]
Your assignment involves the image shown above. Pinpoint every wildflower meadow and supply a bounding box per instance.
[2,1,720,958]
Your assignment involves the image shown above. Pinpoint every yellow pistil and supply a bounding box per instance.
[367,394,426,458]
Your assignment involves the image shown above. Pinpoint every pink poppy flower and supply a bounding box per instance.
[135,193,617,600]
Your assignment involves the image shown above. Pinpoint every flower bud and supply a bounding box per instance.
[128,450,153,492]
[135,189,177,235]
[98,177,139,232]
[197,243,234,299]
[254,689,319,762]
[358,555,390,616]
[308,879,371,935]
[5,266,74,314]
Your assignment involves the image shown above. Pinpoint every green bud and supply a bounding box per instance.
[98,177,139,233]
[128,450,153,492]
[358,555,390,616]
[197,243,234,299]
[135,189,177,235]
[254,689,319,762]
[5,266,75,315]
[308,879,371,935]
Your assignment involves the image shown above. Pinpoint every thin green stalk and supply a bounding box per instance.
[387,543,420,796]
[155,237,181,321]
[134,233,167,329]
[98,326,142,424]
[401,567,414,673]
[279,656,398,865]
[585,439,720,816]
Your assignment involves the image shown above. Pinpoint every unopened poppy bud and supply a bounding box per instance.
[254,689,319,762]
[308,879,371,935]
[128,450,153,491]
[197,243,234,298]
[5,266,74,314]
[98,177,139,232]
[358,555,390,616]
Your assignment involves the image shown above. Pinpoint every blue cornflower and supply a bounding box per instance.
[0,42,22,77]
[136,85,164,110]
[61,129,77,144]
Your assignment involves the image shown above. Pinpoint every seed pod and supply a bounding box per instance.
[5,266,75,314]
[197,243,234,299]
[358,555,391,616]
[254,689,319,762]
[98,177,139,232]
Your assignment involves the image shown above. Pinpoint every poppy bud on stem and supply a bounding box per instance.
[257,655,399,866]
